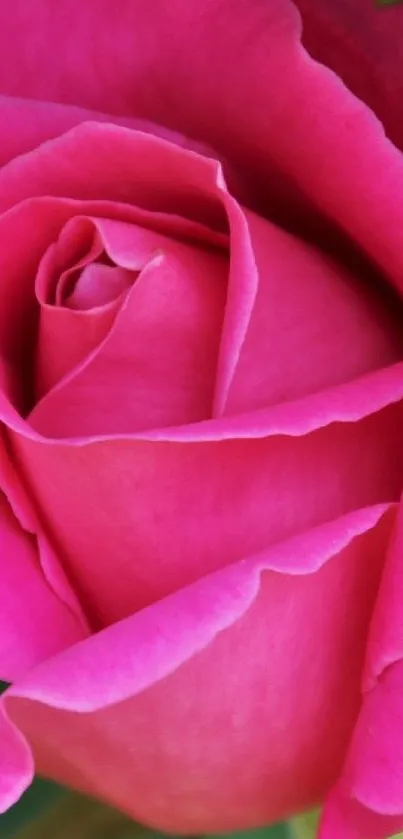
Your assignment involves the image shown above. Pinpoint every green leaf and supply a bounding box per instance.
[9,790,165,839]
[209,825,290,839]
[378,0,403,5]
[0,778,64,837]
[1,781,290,839]
[288,811,319,839]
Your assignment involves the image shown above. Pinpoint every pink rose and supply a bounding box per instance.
[0,2,402,838]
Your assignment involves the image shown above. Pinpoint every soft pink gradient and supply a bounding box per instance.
[0,2,401,838]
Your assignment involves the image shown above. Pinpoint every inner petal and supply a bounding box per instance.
[66,262,134,310]
[34,218,137,402]
[35,217,104,307]
[33,214,228,423]
[225,210,403,415]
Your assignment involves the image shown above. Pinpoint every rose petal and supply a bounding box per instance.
[319,791,403,839]
[319,664,403,839]
[294,0,403,150]
[226,210,403,414]
[0,122,226,229]
[7,395,403,627]
[35,224,133,400]
[363,503,403,691]
[0,95,136,167]
[66,264,133,310]
[0,488,87,683]
[0,123,260,417]
[0,504,394,831]
[34,224,122,399]
[0,701,32,813]
[31,216,228,433]
[35,217,105,307]
[0,93,222,171]
[0,435,89,625]
[319,499,403,838]
[0,125,231,409]
[0,2,403,291]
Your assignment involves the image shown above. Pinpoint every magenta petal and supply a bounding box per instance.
[319,664,403,839]
[0,122,226,229]
[320,499,403,838]
[0,95,141,166]
[1,504,393,831]
[0,94,222,171]
[363,502,403,691]
[0,434,89,681]
[0,492,87,682]
[0,702,32,814]
[7,395,403,627]
[30,218,227,435]
[344,662,403,815]
[226,210,403,414]
[66,264,132,310]
[0,123,256,422]
[1,2,403,290]
[295,0,403,150]
[319,791,403,839]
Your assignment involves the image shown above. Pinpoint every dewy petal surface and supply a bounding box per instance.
[0,505,394,832]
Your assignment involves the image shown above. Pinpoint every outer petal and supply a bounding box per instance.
[6,396,403,628]
[0,703,32,813]
[0,122,226,226]
[294,0,403,150]
[319,502,403,838]
[0,96,132,166]
[0,435,88,682]
[0,95,221,170]
[0,505,394,832]
[0,2,403,292]
[0,492,87,682]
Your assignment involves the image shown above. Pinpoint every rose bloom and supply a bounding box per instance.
[0,1,402,838]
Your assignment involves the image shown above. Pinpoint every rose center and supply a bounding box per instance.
[60,258,134,311]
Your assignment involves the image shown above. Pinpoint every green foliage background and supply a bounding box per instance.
[0,781,292,838]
